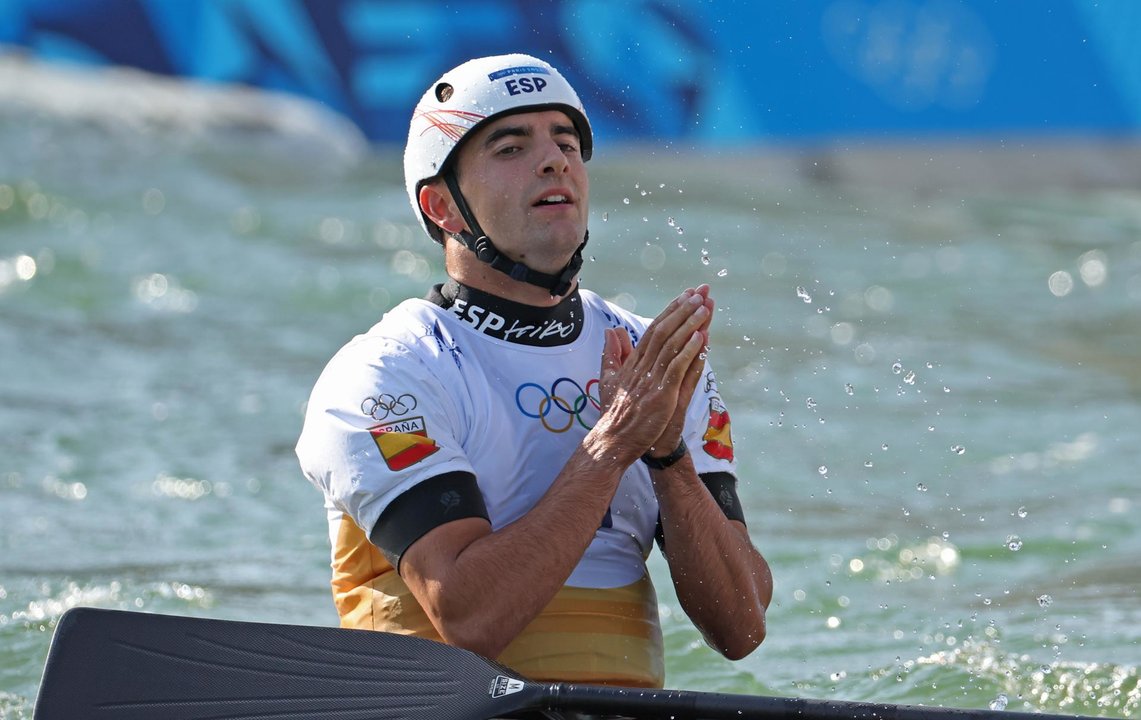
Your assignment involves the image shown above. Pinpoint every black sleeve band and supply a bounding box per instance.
[654,471,747,551]
[701,471,746,525]
[368,471,488,572]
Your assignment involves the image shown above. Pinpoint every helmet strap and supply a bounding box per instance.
[443,171,587,297]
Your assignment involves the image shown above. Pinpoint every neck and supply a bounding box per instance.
[444,239,576,306]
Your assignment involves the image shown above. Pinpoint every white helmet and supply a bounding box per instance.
[403,53,593,243]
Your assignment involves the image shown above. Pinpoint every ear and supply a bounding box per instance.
[419,182,465,236]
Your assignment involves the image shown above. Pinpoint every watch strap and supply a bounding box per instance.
[640,438,688,469]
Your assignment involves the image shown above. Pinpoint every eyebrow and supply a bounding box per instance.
[482,122,579,148]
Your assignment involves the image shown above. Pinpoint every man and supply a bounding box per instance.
[296,54,772,690]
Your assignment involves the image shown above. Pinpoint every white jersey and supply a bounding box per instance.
[296,285,737,590]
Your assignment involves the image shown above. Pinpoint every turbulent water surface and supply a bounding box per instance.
[1,64,1139,718]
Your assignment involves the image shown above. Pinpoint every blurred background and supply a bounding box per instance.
[4,0,1141,147]
[1,1,1139,718]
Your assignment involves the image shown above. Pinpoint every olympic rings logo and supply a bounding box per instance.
[361,393,418,421]
[515,377,601,433]
[704,370,719,394]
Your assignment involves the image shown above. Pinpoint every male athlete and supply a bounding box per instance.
[296,54,772,689]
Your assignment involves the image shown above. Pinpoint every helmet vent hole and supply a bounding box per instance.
[435,83,454,102]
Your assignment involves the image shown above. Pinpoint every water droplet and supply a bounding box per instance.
[700,250,710,266]
[951,445,966,455]
[916,483,928,492]
[844,383,854,395]
[989,694,1009,711]
[717,268,728,277]
[864,460,874,468]
[903,370,916,385]
[1006,535,1023,552]
[1038,594,1052,608]
[818,465,828,476]
[796,286,813,303]
[881,443,889,451]
[806,397,817,410]
[891,362,903,375]
[622,197,630,205]
[667,217,676,227]
[1017,506,1028,518]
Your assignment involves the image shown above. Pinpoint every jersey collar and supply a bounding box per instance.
[425,279,584,346]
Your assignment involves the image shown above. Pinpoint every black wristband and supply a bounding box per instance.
[641,438,688,469]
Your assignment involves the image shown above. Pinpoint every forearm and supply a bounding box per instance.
[654,456,772,660]
[407,427,635,659]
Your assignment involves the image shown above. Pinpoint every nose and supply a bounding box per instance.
[537,137,569,176]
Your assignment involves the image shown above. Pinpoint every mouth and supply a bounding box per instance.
[532,191,574,207]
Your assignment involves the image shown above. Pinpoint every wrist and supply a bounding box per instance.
[582,424,642,470]
[641,438,688,470]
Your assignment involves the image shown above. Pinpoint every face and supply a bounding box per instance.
[448,109,589,274]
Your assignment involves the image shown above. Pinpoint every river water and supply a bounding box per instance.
[1,62,1139,718]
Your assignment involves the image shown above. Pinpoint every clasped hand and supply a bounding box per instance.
[597,285,714,463]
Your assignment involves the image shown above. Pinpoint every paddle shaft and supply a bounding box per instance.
[548,684,1081,720]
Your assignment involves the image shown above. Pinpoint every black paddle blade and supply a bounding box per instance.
[34,607,546,720]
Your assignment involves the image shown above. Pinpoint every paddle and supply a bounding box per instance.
[34,607,1094,720]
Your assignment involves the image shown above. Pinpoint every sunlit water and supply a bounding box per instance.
[1,63,1139,718]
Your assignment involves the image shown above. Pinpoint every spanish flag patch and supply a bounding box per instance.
[369,416,440,471]
[702,397,734,462]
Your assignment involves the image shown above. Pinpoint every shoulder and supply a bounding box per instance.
[303,299,463,410]
[578,288,652,342]
[324,299,451,367]
[578,288,649,324]
[296,299,468,480]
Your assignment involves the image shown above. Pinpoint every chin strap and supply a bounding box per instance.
[444,172,586,297]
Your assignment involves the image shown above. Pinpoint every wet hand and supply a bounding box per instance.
[646,285,714,457]
[596,286,713,461]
